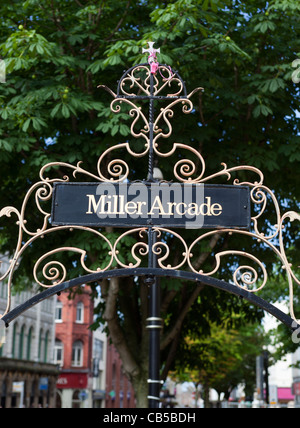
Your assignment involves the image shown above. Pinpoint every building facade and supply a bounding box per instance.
[54,286,95,408]
[292,347,300,407]
[54,286,136,408]
[0,258,58,408]
[105,342,136,408]
[54,286,109,408]
[0,263,137,409]
[91,324,107,407]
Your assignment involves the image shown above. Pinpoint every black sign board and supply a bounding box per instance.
[51,182,251,230]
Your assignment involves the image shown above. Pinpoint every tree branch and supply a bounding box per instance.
[118,277,140,351]
[160,282,205,350]
[161,289,177,315]
[193,232,221,272]
[105,0,131,41]
[161,329,181,381]
[161,233,221,316]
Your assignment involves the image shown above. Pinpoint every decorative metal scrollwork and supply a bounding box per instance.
[0,43,299,324]
[99,63,204,182]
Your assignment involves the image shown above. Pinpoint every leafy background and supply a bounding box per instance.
[0,0,299,406]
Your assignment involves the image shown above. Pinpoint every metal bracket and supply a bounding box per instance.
[147,395,160,401]
[146,317,163,329]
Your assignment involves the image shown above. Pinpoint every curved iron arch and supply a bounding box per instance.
[1,268,299,332]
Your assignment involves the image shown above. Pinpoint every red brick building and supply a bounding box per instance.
[54,285,136,408]
[105,343,136,408]
[54,286,94,408]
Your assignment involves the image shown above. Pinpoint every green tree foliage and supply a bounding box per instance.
[0,0,299,406]
[173,321,267,406]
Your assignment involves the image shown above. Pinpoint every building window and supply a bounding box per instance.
[54,339,64,367]
[18,325,25,359]
[93,339,104,361]
[72,340,83,367]
[44,331,49,363]
[38,329,44,362]
[76,302,84,323]
[92,339,104,378]
[12,323,18,358]
[26,327,33,360]
[55,301,63,322]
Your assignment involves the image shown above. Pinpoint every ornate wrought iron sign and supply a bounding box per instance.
[0,41,299,408]
[51,182,251,229]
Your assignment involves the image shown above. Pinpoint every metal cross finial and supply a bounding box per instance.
[142,41,160,59]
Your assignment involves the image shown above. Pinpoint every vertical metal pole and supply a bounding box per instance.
[146,72,162,408]
[264,351,269,405]
[146,229,162,408]
[148,73,154,181]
